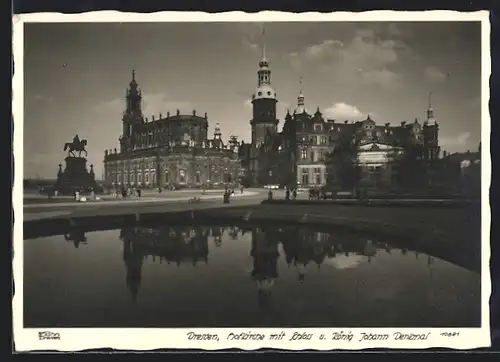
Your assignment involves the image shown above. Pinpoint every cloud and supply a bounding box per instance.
[324,255,366,270]
[323,102,370,121]
[142,93,194,117]
[33,94,54,102]
[424,66,447,82]
[303,39,344,60]
[440,132,472,152]
[361,68,401,88]
[240,22,265,52]
[288,28,409,88]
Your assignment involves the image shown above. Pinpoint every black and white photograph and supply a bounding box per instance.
[13,11,491,351]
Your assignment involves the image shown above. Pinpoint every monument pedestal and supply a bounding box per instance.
[54,157,101,195]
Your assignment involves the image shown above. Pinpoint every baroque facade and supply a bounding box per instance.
[103,71,241,189]
[240,37,440,189]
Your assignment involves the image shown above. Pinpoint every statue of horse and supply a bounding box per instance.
[64,139,88,157]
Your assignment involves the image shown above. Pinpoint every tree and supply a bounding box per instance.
[390,142,427,192]
[325,130,361,191]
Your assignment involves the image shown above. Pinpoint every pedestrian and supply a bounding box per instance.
[285,188,290,200]
[292,189,297,200]
[137,188,142,197]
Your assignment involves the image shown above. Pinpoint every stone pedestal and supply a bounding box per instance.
[54,157,101,195]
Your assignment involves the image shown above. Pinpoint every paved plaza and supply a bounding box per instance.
[23,188,269,221]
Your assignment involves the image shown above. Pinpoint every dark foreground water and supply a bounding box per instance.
[24,225,481,328]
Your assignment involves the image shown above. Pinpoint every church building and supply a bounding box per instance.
[103,71,241,189]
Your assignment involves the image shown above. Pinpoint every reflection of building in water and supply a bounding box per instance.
[250,228,280,310]
[119,226,210,301]
[282,229,330,282]
[64,230,87,248]
[208,227,223,247]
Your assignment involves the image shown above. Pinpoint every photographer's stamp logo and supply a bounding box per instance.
[38,331,61,341]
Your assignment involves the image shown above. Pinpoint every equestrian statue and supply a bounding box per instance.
[63,134,88,158]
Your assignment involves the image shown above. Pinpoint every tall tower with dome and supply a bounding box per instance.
[250,27,278,148]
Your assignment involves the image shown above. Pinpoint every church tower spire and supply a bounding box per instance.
[295,76,307,114]
[126,69,143,117]
[250,24,278,148]
[121,70,143,152]
[257,26,271,87]
[426,91,435,123]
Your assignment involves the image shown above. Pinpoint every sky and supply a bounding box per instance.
[22,21,482,179]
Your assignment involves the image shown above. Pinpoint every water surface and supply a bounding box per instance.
[24,225,481,328]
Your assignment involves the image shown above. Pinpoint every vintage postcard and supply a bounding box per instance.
[13,10,491,351]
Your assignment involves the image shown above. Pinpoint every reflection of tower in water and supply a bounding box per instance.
[120,228,143,302]
[281,228,331,282]
[250,228,280,310]
[119,226,210,301]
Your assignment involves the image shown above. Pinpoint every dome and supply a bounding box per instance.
[294,105,309,115]
[362,115,375,129]
[253,84,277,101]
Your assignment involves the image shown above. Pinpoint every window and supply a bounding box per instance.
[196,171,201,184]
[179,170,186,184]
[137,173,142,183]
[301,168,309,185]
[319,150,324,160]
[164,171,169,183]
[321,137,327,145]
[314,124,323,131]
[151,171,156,184]
[130,172,135,183]
[301,149,307,159]
[311,151,315,162]
[145,172,149,183]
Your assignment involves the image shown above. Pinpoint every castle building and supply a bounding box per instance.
[103,71,241,189]
[240,36,440,189]
[290,85,332,187]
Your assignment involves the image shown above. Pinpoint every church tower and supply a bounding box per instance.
[250,27,278,148]
[423,92,440,161]
[120,70,144,152]
[426,91,435,124]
